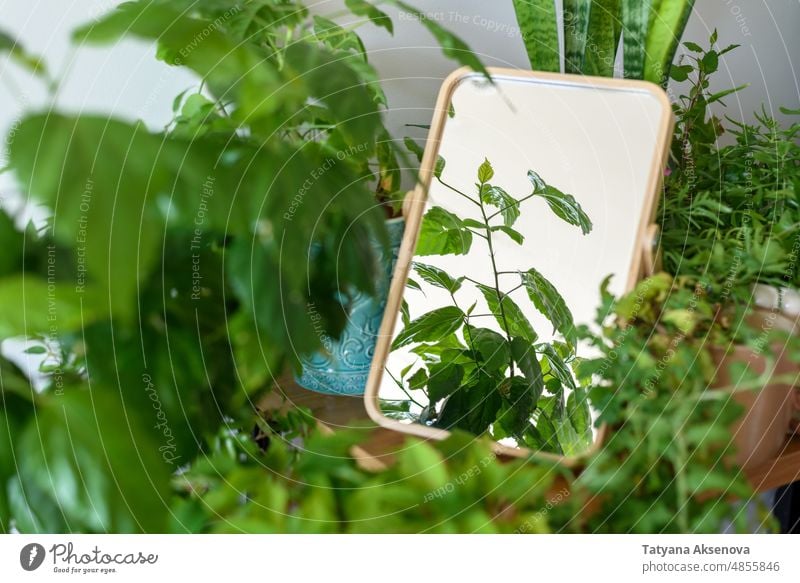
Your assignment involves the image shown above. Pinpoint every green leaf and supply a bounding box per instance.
[16,389,171,532]
[481,185,520,227]
[434,155,447,179]
[477,158,494,183]
[700,49,719,74]
[620,0,652,79]
[389,0,489,78]
[669,64,693,82]
[512,0,560,72]
[23,346,47,355]
[510,338,545,408]
[345,0,394,34]
[392,306,465,349]
[539,343,577,391]
[491,225,524,245]
[563,0,592,74]
[437,376,501,435]
[583,0,622,77]
[476,284,538,343]
[416,206,473,256]
[314,15,367,56]
[567,385,593,447]
[0,29,46,75]
[470,327,510,372]
[521,267,577,347]
[535,184,593,235]
[427,362,465,403]
[0,276,104,338]
[683,40,703,52]
[644,0,696,86]
[412,262,463,293]
[404,137,425,163]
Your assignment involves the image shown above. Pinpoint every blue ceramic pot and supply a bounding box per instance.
[295,217,405,395]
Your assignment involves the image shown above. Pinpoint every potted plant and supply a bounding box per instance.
[384,157,594,456]
[659,34,800,468]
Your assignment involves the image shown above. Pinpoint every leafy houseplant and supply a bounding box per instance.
[385,158,594,455]
[0,0,489,532]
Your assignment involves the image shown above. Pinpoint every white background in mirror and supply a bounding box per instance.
[381,74,665,414]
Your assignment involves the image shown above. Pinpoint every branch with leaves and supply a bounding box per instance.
[386,159,594,455]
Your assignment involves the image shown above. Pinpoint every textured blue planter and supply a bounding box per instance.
[295,217,405,395]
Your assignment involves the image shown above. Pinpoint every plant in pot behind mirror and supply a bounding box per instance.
[384,158,595,456]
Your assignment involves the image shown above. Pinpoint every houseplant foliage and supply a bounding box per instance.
[512,0,695,85]
[386,158,594,455]
[0,0,488,532]
[0,0,790,534]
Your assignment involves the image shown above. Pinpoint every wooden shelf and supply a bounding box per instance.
[745,436,800,492]
[262,378,800,491]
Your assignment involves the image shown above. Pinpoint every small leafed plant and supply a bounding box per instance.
[385,158,594,455]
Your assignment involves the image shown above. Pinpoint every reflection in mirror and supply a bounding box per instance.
[370,71,671,458]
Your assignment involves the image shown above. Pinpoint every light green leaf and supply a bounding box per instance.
[491,225,524,245]
[477,158,494,183]
[416,206,472,256]
[644,0,696,86]
[345,0,394,34]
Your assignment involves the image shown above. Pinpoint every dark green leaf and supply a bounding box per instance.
[491,225,524,244]
[522,267,577,347]
[427,362,465,403]
[536,184,593,234]
[413,262,463,293]
[470,327,510,372]
[481,185,520,227]
[392,306,465,349]
[476,284,538,343]
[509,337,545,406]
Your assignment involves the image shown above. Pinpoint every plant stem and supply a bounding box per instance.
[477,182,516,378]
[437,178,482,208]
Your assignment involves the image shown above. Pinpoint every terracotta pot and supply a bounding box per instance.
[710,306,799,469]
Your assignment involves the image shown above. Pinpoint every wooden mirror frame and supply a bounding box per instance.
[365,67,675,463]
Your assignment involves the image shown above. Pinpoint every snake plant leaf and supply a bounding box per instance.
[476,284,538,343]
[522,267,577,347]
[416,207,473,256]
[644,0,696,87]
[344,0,394,34]
[620,0,652,79]
[583,0,622,77]
[387,0,489,79]
[391,306,465,349]
[563,0,592,74]
[512,0,560,72]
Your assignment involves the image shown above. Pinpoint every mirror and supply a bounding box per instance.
[365,68,673,460]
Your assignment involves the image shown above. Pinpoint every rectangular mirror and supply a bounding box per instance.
[365,68,673,460]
